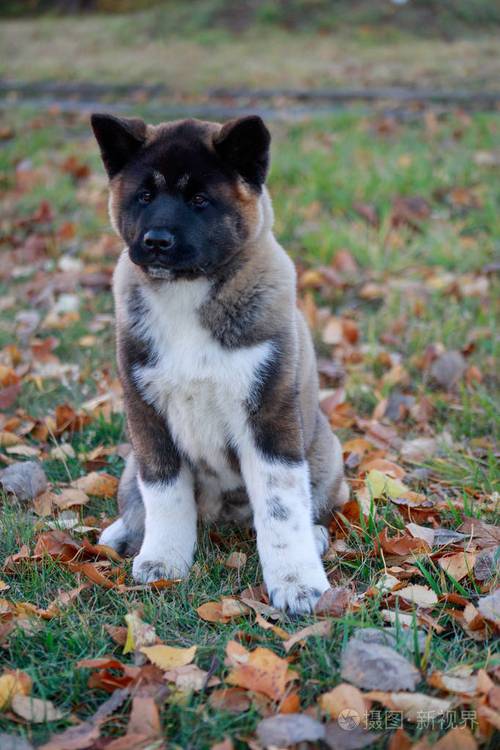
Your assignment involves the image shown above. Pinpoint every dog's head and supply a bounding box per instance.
[91,114,272,279]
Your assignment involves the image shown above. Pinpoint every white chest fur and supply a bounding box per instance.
[131,278,271,472]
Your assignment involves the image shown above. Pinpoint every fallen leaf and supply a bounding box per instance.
[226,645,297,701]
[256,714,325,747]
[319,683,369,718]
[53,488,89,510]
[11,695,65,723]
[314,586,350,616]
[432,725,477,750]
[283,620,331,653]
[459,518,500,548]
[406,523,435,547]
[140,644,197,670]
[428,666,478,696]
[72,472,118,498]
[225,551,247,570]
[340,636,420,691]
[395,585,438,607]
[325,722,381,749]
[208,687,251,713]
[477,589,499,627]
[365,691,451,721]
[39,687,129,750]
[123,610,158,655]
[376,528,430,556]
[438,551,476,582]
[0,461,47,502]
[0,670,32,710]
[126,695,161,739]
[0,734,34,750]
[163,664,220,692]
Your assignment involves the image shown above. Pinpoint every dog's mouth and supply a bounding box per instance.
[145,265,175,280]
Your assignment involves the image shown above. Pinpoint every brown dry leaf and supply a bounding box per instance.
[39,686,129,750]
[68,562,116,589]
[221,598,250,619]
[0,670,32,710]
[208,687,251,714]
[72,472,118,498]
[254,612,290,640]
[459,518,500,548]
[395,585,438,608]
[318,683,369,719]
[432,725,477,750]
[140,644,197,671]
[53,488,89,510]
[127,695,161,740]
[427,665,478,696]
[123,610,158,655]
[226,645,298,701]
[283,620,331,653]
[11,695,65,723]
[225,551,247,570]
[406,523,435,547]
[438,552,476,582]
[163,664,220,692]
[388,728,412,750]
[210,740,233,750]
[314,586,350,616]
[365,691,452,722]
[256,714,325,747]
[376,528,431,556]
[340,636,420,691]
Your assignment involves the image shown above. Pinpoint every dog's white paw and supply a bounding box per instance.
[265,563,330,615]
[99,518,128,552]
[132,551,192,583]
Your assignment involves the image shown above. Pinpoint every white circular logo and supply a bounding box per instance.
[337,708,361,731]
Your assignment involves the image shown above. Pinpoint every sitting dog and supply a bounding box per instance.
[91,113,348,613]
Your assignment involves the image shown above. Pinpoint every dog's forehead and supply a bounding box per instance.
[139,120,224,186]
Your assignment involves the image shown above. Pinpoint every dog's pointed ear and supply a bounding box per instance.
[214,115,270,188]
[90,113,147,178]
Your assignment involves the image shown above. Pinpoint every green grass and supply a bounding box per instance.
[0,104,499,748]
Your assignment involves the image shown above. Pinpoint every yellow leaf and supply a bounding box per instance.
[366,469,410,500]
[319,683,369,718]
[123,610,157,655]
[140,644,197,670]
[0,670,32,711]
[439,552,476,582]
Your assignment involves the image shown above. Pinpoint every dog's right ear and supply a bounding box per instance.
[91,113,147,179]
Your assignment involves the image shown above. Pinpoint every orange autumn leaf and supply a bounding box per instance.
[72,471,119,498]
[376,527,431,556]
[226,645,298,701]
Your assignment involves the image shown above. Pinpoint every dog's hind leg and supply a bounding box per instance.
[99,453,145,556]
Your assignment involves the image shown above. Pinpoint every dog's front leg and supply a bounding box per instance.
[240,439,330,615]
[122,376,197,583]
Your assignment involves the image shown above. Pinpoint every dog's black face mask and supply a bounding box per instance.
[91,114,271,279]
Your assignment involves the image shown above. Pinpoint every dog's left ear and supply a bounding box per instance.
[214,115,270,188]
[91,113,147,179]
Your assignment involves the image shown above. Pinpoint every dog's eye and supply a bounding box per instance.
[190,194,208,208]
[138,190,153,205]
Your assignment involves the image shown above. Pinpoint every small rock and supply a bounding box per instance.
[0,461,47,502]
[256,714,325,747]
[430,350,466,390]
[341,634,420,691]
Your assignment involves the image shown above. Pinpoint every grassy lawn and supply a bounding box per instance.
[0,100,498,749]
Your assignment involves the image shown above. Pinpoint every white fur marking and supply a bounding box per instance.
[132,466,197,582]
[239,450,330,613]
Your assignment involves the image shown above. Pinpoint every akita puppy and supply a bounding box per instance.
[91,113,348,613]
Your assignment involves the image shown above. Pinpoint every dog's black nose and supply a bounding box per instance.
[142,228,175,252]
